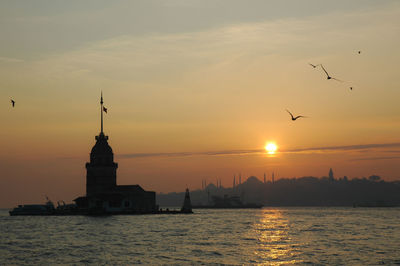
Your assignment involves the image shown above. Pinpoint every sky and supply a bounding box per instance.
[1,0,400,207]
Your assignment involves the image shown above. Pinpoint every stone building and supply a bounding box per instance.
[75,94,156,214]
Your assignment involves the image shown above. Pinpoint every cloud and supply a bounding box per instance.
[0,56,24,63]
[27,1,400,83]
[350,156,400,161]
[118,142,400,159]
[285,142,400,153]
[118,149,264,158]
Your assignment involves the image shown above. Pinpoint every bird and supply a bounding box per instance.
[286,109,307,121]
[358,51,361,54]
[10,99,15,107]
[350,87,353,90]
[309,63,321,68]
[320,65,343,82]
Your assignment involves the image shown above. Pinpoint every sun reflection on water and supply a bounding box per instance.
[252,209,301,264]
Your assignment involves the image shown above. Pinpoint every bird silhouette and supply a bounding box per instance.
[320,65,343,82]
[309,63,321,68]
[358,51,361,54]
[286,109,307,121]
[11,99,15,107]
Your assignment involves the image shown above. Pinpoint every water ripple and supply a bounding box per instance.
[0,207,399,264]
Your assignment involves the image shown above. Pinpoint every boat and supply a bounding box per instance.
[9,197,56,216]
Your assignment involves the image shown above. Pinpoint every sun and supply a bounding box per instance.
[265,143,278,154]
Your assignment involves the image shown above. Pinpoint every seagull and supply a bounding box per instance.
[11,99,15,107]
[286,109,307,121]
[309,63,321,68]
[320,65,343,82]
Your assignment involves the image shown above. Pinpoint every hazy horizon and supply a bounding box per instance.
[1,0,400,207]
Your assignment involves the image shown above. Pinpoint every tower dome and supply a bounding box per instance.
[89,132,114,165]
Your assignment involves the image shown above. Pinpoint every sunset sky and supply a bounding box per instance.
[1,0,400,207]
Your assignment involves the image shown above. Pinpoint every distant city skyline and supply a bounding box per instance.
[157,172,400,208]
[1,0,400,207]
[190,168,387,190]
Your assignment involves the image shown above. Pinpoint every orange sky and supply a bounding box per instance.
[1,1,400,207]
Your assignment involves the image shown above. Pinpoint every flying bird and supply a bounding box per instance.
[350,87,353,90]
[309,63,321,68]
[358,51,361,54]
[286,109,307,121]
[10,99,15,107]
[320,65,343,82]
[103,106,107,113]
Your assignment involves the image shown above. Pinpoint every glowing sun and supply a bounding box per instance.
[265,143,278,154]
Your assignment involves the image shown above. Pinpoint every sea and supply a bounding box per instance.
[0,207,399,265]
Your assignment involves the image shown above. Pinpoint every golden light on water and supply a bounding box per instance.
[265,143,278,154]
[253,209,300,264]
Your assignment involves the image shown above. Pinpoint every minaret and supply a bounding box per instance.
[329,168,334,181]
[85,93,118,196]
[233,175,236,189]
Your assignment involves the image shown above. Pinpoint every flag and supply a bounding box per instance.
[103,106,107,113]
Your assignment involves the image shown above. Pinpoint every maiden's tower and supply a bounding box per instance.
[74,93,157,214]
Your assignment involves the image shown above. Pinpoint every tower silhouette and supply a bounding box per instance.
[181,188,193,213]
[73,93,157,214]
[85,93,118,196]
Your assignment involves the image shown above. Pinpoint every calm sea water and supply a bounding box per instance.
[0,207,399,265]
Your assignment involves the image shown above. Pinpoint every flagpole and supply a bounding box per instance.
[100,91,103,134]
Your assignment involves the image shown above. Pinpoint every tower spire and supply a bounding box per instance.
[100,91,104,134]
